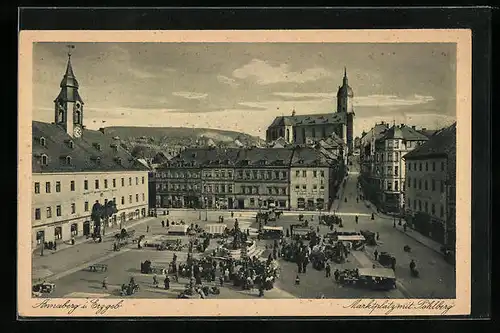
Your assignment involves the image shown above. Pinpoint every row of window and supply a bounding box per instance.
[407,177,445,192]
[408,161,445,172]
[240,186,287,196]
[408,199,446,218]
[295,170,325,178]
[386,180,403,192]
[295,184,325,191]
[34,176,146,194]
[34,193,146,220]
[204,184,234,194]
[296,197,326,209]
[386,166,399,177]
[237,170,287,181]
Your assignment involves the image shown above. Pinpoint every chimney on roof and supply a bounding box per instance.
[381,121,385,124]
[99,127,105,134]
[400,124,404,127]
[412,125,416,130]
[422,128,427,131]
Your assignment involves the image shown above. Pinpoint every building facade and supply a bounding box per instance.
[289,146,337,210]
[32,50,149,248]
[360,123,429,214]
[266,68,355,155]
[403,123,456,246]
[153,146,343,211]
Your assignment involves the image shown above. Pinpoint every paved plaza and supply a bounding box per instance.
[32,161,455,300]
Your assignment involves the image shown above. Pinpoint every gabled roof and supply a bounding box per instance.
[376,124,429,142]
[290,146,335,167]
[403,123,456,161]
[32,121,148,173]
[361,123,390,144]
[235,147,295,167]
[268,112,347,128]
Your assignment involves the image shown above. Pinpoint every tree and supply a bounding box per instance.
[91,200,118,236]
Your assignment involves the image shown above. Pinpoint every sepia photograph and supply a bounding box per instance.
[18,29,472,317]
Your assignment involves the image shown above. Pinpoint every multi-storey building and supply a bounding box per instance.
[289,146,338,210]
[32,50,149,248]
[403,123,456,246]
[153,146,344,211]
[359,123,429,214]
[233,148,294,210]
[266,69,355,155]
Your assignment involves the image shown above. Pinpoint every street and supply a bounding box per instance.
[34,163,455,299]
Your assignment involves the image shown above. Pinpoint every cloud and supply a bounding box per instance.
[232,59,332,85]
[217,75,239,87]
[172,92,208,100]
[272,92,436,107]
[354,94,435,107]
[128,67,157,79]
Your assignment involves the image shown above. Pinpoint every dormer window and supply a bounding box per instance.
[114,157,122,165]
[93,143,102,151]
[65,139,74,149]
[39,137,46,147]
[41,154,48,166]
[110,143,118,152]
[65,156,72,165]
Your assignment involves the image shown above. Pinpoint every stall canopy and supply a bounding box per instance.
[262,226,283,232]
[337,235,366,242]
[358,268,395,279]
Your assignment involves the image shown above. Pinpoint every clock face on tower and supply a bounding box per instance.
[73,125,82,138]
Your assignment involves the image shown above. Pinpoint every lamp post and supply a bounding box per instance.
[204,196,208,221]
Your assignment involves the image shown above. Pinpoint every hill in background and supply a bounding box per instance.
[101,126,266,159]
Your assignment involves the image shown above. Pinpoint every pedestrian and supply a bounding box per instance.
[325,263,331,278]
[53,240,57,251]
[231,211,234,218]
[391,257,396,271]
[147,225,150,233]
[219,275,224,287]
[355,215,359,224]
[153,274,159,288]
[374,249,379,261]
[167,210,169,215]
[376,232,380,240]
[371,213,375,220]
[317,226,320,233]
[356,197,359,203]
[334,269,340,282]
[164,276,170,290]
[102,277,108,290]
[166,219,170,227]
[295,275,300,285]
[161,220,165,228]
[259,284,265,297]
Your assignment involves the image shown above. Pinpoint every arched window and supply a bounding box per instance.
[75,110,81,124]
[66,156,72,165]
[40,137,46,146]
[68,141,74,149]
[41,154,48,166]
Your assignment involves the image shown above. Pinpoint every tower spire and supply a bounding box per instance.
[343,66,348,85]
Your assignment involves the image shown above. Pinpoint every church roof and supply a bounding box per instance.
[32,121,149,173]
[268,112,347,128]
[54,55,84,104]
[337,68,354,98]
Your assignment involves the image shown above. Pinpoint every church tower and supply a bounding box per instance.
[54,45,84,138]
[336,67,355,155]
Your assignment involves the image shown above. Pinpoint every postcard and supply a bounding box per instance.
[18,29,471,317]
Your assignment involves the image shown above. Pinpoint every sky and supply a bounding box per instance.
[33,42,457,139]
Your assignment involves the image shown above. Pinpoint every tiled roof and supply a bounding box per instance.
[403,123,456,161]
[360,123,390,144]
[377,125,429,142]
[235,147,295,167]
[166,147,241,167]
[290,146,335,167]
[268,112,347,128]
[32,121,149,173]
